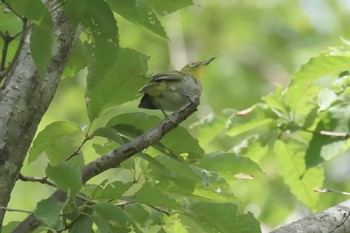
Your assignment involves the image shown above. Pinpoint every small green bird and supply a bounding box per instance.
[138,57,215,115]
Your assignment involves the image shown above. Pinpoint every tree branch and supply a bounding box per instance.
[271,200,350,233]
[12,100,199,232]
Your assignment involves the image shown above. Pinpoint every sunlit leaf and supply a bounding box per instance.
[226,104,276,138]
[274,140,324,211]
[28,121,84,165]
[284,49,350,124]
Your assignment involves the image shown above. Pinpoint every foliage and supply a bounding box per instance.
[2,0,350,232]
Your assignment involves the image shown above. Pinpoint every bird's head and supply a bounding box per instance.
[180,57,215,80]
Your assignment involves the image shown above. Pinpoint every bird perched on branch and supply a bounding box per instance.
[138,57,215,116]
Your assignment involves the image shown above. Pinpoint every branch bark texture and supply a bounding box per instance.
[271,200,350,233]
[0,6,77,226]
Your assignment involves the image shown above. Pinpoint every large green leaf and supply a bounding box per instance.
[198,152,261,182]
[30,23,53,78]
[284,49,350,124]
[134,183,182,210]
[107,0,167,38]
[7,0,54,78]
[46,161,82,197]
[185,202,261,233]
[226,104,276,138]
[92,203,141,232]
[70,215,94,233]
[91,180,133,200]
[28,121,84,165]
[34,198,65,228]
[6,0,49,22]
[0,6,22,35]
[106,112,205,159]
[274,140,324,211]
[86,49,149,121]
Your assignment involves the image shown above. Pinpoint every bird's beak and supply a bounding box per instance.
[200,57,215,66]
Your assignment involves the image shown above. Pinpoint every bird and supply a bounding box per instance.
[138,57,215,116]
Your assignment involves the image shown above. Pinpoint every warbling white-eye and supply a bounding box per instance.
[138,57,215,115]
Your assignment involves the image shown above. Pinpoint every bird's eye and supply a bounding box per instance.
[189,62,197,67]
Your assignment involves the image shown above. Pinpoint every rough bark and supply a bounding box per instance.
[271,200,350,233]
[0,5,76,226]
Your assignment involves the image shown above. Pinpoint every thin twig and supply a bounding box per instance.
[0,18,27,81]
[314,188,350,196]
[65,134,94,161]
[0,205,33,214]
[18,173,55,187]
[148,205,172,216]
[303,129,350,138]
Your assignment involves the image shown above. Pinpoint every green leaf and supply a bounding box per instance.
[0,8,22,35]
[185,202,261,233]
[305,103,350,168]
[274,140,324,211]
[69,215,94,233]
[124,204,149,227]
[107,0,167,38]
[226,105,276,138]
[284,49,350,124]
[34,198,65,228]
[7,0,49,22]
[134,183,182,210]
[92,180,133,200]
[30,24,53,78]
[92,203,141,232]
[62,39,87,79]
[7,0,54,78]
[190,114,227,147]
[64,0,118,40]
[198,152,261,181]
[92,127,124,144]
[28,121,84,165]
[262,84,288,114]
[46,161,82,197]
[106,112,205,160]
[86,49,149,121]
[317,89,337,111]
[2,222,20,233]
[144,0,193,15]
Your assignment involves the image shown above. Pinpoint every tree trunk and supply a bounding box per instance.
[0,7,76,226]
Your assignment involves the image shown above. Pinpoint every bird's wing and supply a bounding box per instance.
[151,71,184,82]
[138,71,184,93]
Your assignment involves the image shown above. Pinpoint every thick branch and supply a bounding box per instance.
[0,4,77,227]
[13,100,199,232]
[271,200,350,233]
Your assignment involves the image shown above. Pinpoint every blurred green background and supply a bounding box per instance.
[6,0,350,231]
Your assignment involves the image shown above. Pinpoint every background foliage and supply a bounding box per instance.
[2,0,350,232]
